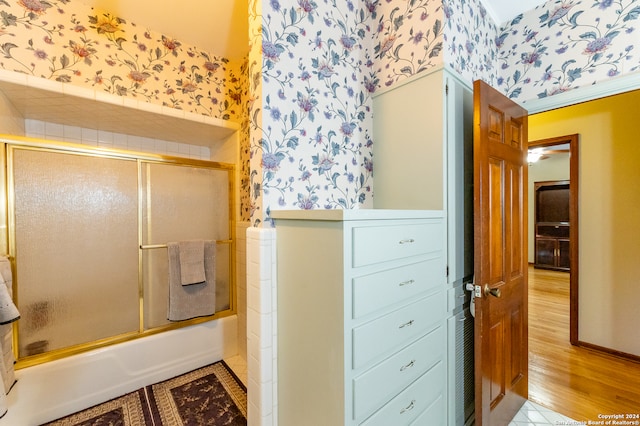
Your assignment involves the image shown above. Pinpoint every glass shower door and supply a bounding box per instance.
[141,162,232,329]
[11,147,140,358]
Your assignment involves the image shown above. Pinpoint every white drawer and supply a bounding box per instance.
[352,291,444,369]
[360,360,445,426]
[352,221,443,268]
[409,394,446,425]
[353,326,444,420]
[352,258,443,319]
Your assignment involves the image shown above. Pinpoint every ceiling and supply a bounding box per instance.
[481,0,548,25]
[75,0,547,61]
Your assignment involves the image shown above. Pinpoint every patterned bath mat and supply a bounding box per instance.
[41,361,246,426]
[146,361,247,426]
[42,388,153,425]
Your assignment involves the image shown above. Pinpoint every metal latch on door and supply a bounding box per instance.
[466,281,481,298]
[465,279,479,318]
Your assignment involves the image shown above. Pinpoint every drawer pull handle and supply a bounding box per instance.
[400,400,416,415]
[399,279,415,287]
[399,319,414,329]
[399,239,415,244]
[400,359,415,371]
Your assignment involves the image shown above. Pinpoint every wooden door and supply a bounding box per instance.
[473,80,529,425]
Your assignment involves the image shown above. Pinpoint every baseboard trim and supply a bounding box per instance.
[576,340,640,364]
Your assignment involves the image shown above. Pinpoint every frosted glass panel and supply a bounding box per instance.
[13,149,139,357]
[142,163,231,328]
[143,163,230,244]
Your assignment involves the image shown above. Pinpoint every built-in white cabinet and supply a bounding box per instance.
[272,209,446,426]
[373,68,475,425]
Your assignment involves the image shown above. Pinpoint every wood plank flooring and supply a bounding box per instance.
[528,266,640,421]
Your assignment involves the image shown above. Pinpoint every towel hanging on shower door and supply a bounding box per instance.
[177,240,206,285]
[167,241,216,321]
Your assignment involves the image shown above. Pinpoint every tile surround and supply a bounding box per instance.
[2,71,229,161]
[235,222,250,365]
[25,118,211,160]
[0,71,240,148]
[0,91,25,136]
[246,227,278,426]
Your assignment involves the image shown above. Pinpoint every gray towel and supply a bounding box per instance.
[167,241,216,321]
[178,240,206,285]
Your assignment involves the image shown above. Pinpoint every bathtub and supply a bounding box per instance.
[0,315,238,425]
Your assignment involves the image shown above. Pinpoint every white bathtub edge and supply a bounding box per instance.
[2,315,238,425]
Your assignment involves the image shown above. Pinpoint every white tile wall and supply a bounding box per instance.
[25,119,212,160]
[0,91,25,136]
[246,227,278,426]
[0,71,239,148]
[236,222,250,363]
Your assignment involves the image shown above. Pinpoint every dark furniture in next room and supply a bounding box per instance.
[534,180,570,271]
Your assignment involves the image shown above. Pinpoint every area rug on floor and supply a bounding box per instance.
[146,361,247,426]
[42,388,153,426]
[41,361,247,426]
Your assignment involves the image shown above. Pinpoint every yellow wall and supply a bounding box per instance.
[529,90,640,357]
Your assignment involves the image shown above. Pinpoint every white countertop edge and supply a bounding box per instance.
[270,209,445,221]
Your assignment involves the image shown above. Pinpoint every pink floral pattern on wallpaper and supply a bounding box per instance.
[0,0,244,122]
[0,0,252,221]
[374,0,445,88]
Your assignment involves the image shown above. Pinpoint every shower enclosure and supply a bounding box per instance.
[1,136,235,367]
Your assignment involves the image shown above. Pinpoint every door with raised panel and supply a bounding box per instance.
[473,80,529,425]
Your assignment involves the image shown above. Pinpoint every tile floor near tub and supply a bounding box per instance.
[511,401,578,425]
[226,354,575,426]
[224,354,248,386]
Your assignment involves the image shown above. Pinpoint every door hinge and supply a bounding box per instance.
[446,265,449,277]
[445,84,449,95]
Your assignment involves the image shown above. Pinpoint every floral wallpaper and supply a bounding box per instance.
[374,0,640,103]
[5,0,640,227]
[0,0,244,121]
[372,0,499,90]
[248,0,640,225]
[444,0,498,86]
[374,0,445,88]
[496,0,640,100]
[248,0,263,224]
[0,0,252,220]
[249,0,376,226]
[238,58,251,222]
[248,0,482,225]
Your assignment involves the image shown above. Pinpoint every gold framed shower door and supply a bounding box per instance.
[0,135,236,369]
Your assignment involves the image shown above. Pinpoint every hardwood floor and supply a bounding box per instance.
[528,266,640,421]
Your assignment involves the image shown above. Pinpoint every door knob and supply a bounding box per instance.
[484,284,501,298]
